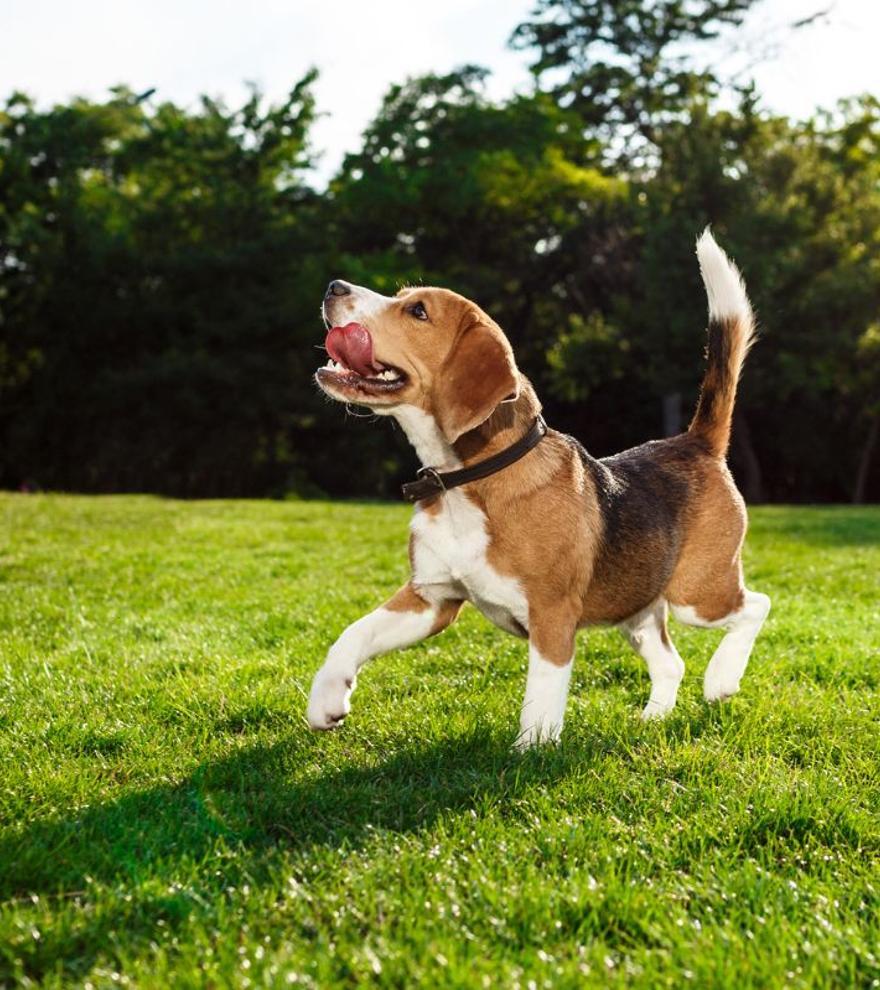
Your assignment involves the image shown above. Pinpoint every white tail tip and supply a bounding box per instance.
[696,227,752,321]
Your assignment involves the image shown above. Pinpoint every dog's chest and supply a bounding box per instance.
[410,491,529,636]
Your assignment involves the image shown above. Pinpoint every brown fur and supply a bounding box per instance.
[689,314,756,457]
[385,583,463,635]
[320,278,756,660]
[458,393,750,653]
[434,312,519,441]
[319,287,515,439]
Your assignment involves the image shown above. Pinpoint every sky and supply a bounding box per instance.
[2,0,879,182]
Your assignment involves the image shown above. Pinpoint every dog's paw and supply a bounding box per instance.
[514,723,561,752]
[703,676,740,703]
[640,699,675,721]
[307,668,355,730]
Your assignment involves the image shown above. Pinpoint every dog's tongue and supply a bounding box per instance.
[325,323,380,377]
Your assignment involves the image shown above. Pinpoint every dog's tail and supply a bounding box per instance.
[688,228,756,458]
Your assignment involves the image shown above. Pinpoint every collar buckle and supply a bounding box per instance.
[401,466,446,503]
[416,466,446,491]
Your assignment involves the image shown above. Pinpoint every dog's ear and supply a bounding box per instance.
[435,314,520,442]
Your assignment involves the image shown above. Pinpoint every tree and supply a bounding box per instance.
[1,77,333,496]
[511,0,755,168]
[2,27,878,502]
[549,92,880,501]
[331,67,631,386]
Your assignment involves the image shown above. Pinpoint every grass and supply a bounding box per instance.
[0,494,878,989]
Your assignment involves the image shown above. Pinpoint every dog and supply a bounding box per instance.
[307,230,770,748]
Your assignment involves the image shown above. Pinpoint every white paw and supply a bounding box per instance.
[307,668,356,730]
[703,674,740,703]
[640,698,675,720]
[514,723,561,752]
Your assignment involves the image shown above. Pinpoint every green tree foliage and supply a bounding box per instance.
[1,78,337,496]
[511,0,753,166]
[330,67,629,360]
[1,4,878,501]
[619,94,880,500]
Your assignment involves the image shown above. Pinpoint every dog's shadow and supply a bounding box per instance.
[1,715,725,982]
[0,725,624,902]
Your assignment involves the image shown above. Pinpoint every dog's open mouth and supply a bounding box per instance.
[316,322,407,396]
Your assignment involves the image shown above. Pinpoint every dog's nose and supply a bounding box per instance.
[325,279,351,299]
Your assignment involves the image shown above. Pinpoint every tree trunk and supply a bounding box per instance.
[853,411,879,504]
[731,409,764,503]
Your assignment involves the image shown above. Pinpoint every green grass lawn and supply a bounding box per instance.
[0,495,878,988]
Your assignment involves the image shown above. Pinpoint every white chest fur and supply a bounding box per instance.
[392,404,529,636]
[410,491,529,636]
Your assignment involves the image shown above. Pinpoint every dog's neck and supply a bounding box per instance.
[393,405,462,471]
[392,378,554,507]
[453,379,543,468]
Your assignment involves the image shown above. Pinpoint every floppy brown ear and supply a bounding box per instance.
[435,318,520,442]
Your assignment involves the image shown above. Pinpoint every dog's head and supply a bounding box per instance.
[316,280,520,441]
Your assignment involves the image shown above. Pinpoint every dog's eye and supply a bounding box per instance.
[408,302,428,321]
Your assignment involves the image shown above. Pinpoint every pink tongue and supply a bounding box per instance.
[325,323,380,377]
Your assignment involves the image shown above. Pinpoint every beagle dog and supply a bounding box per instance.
[307,230,770,748]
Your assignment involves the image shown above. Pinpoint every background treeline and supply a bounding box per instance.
[2,0,879,502]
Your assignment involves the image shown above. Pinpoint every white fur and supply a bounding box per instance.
[516,644,573,750]
[671,590,770,701]
[670,603,726,629]
[307,605,437,729]
[696,228,752,322]
[308,400,534,735]
[397,408,529,636]
[308,481,533,734]
[619,602,685,719]
[323,284,392,327]
[320,284,403,411]
[396,403,525,627]
[349,284,394,319]
[394,404,461,469]
[410,490,529,637]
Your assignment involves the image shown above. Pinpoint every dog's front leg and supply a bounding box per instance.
[516,615,577,751]
[307,584,461,731]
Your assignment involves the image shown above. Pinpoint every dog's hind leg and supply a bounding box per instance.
[671,587,770,702]
[620,600,686,719]
[307,584,462,731]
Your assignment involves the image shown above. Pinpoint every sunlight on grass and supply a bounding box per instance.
[0,495,878,987]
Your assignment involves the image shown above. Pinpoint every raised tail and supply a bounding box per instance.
[688,228,756,457]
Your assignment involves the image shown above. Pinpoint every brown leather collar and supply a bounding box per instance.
[401,416,548,503]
